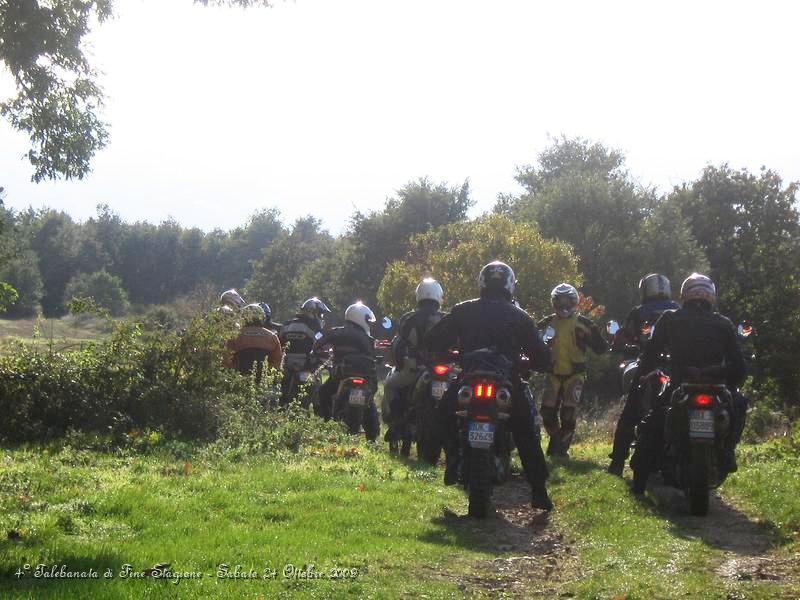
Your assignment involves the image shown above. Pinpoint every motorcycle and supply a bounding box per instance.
[413,357,459,465]
[629,323,753,516]
[331,355,380,442]
[453,348,516,518]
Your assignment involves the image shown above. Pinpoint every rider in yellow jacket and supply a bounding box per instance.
[538,284,606,457]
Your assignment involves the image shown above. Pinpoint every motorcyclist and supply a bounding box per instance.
[220,288,246,310]
[607,274,680,476]
[313,301,379,435]
[538,284,607,457]
[279,297,332,403]
[258,302,282,335]
[423,261,554,511]
[633,273,748,491]
[382,278,447,448]
[225,303,283,383]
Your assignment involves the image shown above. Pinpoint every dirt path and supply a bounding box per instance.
[648,482,799,593]
[431,475,578,598]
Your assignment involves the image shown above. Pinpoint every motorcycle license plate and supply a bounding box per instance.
[689,409,714,438]
[431,380,448,400]
[348,388,367,406]
[468,421,495,448]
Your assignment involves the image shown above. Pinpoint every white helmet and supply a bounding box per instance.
[241,303,266,326]
[639,273,671,303]
[344,301,376,334]
[220,288,245,309]
[416,278,443,305]
[551,283,579,318]
[680,273,716,307]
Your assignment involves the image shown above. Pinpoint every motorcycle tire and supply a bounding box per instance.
[467,448,493,518]
[344,405,363,436]
[687,444,711,516]
[416,397,442,466]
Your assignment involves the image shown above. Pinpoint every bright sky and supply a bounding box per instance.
[1,0,798,234]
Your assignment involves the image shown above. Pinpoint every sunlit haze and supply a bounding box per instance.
[1,0,798,233]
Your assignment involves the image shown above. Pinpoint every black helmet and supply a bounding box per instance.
[478,261,516,300]
[258,302,272,320]
[301,297,331,327]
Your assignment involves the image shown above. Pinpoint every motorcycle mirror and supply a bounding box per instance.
[543,326,556,342]
[381,316,393,329]
[607,320,620,335]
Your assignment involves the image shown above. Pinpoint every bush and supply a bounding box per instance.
[0,250,44,317]
[0,312,286,444]
[65,270,130,316]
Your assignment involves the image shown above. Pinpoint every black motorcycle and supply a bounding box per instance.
[453,349,516,518]
[331,356,380,442]
[413,359,458,465]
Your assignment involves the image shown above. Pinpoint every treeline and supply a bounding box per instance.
[1,136,799,408]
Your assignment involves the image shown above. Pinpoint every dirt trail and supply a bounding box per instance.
[432,475,577,598]
[648,482,799,591]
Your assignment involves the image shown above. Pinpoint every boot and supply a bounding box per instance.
[607,458,624,477]
[531,483,553,511]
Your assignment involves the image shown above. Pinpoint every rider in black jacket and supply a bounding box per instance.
[423,261,554,511]
[633,273,748,490]
[607,274,680,475]
[314,302,379,437]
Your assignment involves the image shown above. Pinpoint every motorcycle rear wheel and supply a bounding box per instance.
[687,444,711,516]
[467,448,493,518]
[416,397,442,465]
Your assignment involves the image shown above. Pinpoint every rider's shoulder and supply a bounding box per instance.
[537,313,556,328]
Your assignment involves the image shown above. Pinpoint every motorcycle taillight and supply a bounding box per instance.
[658,375,669,385]
[433,364,449,376]
[473,382,495,400]
[351,377,365,385]
[692,393,713,407]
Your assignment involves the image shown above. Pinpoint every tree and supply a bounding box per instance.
[0,250,44,317]
[0,0,274,181]
[498,137,707,317]
[377,214,582,318]
[670,165,800,405]
[65,269,129,316]
[342,177,473,310]
[245,216,335,319]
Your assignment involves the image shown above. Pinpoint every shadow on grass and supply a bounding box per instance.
[636,479,783,556]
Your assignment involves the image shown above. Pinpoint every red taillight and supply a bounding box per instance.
[433,364,449,376]
[692,393,713,407]
[641,325,652,335]
[472,382,495,399]
[658,375,669,385]
[351,378,365,385]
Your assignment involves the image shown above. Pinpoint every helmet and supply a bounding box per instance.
[344,301,376,334]
[241,303,266,326]
[680,273,716,307]
[551,283,579,318]
[220,289,245,309]
[639,273,672,303]
[301,297,331,327]
[478,261,515,299]
[416,278,443,305]
[258,302,272,320]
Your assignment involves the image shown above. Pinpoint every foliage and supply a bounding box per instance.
[344,177,474,311]
[377,214,581,317]
[0,311,280,443]
[0,282,18,312]
[0,1,274,181]
[64,269,129,316]
[670,166,800,406]
[0,249,44,317]
[498,136,708,318]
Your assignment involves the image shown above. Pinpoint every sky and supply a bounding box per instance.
[1,0,798,234]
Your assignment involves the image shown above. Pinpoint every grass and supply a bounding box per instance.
[0,423,798,598]
[0,316,109,353]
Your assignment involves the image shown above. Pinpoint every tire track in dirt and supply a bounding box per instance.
[429,475,578,598]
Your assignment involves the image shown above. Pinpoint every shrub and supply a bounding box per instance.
[65,270,130,316]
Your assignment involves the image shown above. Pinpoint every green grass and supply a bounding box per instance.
[0,316,108,353]
[1,431,798,599]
